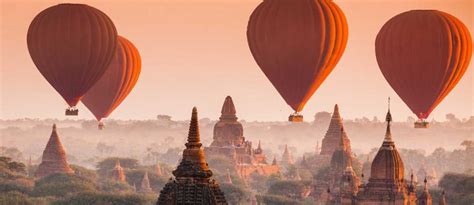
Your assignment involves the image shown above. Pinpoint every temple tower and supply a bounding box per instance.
[356,102,417,204]
[111,160,126,182]
[418,178,432,205]
[138,171,153,193]
[320,104,352,156]
[157,107,227,205]
[35,124,74,178]
[156,163,163,177]
[281,144,294,166]
[211,96,244,147]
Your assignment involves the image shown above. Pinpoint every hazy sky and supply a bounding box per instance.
[1,0,473,121]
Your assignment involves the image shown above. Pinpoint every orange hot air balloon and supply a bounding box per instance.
[82,36,141,129]
[376,10,472,128]
[27,4,117,116]
[247,0,348,122]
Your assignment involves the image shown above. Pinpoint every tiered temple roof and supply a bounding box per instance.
[157,107,227,205]
[320,104,352,156]
[356,106,417,204]
[205,96,279,178]
[35,124,74,178]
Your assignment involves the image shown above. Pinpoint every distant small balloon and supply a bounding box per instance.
[82,36,141,127]
[376,10,472,121]
[27,4,118,115]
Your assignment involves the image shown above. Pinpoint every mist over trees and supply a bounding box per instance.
[0,112,472,204]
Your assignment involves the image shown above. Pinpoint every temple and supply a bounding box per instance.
[138,171,153,193]
[356,106,418,204]
[320,104,352,156]
[157,107,227,205]
[204,96,279,178]
[35,124,74,178]
[312,127,360,203]
[111,160,126,182]
[308,105,356,169]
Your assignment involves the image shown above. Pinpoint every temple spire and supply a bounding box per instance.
[156,163,162,177]
[187,107,201,145]
[384,97,393,142]
[173,107,212,180]
[35,124,73,178]
[111,160,126,182]
[220,96,237,121]
[138,171,153,193]
[272,156,278,165]
[439,190,447,205]
[225,169,233,184]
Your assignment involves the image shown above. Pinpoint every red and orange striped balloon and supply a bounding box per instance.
[82,36,141,122]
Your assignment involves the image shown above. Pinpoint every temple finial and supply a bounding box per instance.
[384,98,393,142]
[52,124,57,132]
[220,96,237,120]
[187,107,200,144]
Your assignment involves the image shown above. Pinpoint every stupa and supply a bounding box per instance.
[35,124,74,178]
[157,107,227,205]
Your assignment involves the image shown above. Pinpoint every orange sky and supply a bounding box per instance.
[0,0,473,121]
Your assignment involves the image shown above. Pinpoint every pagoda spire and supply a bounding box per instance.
[111,159,126,182]
[439,190,447,205]
[138,171,153,193]
[272,156,278,165]
[220,96,237,121]
[173,107,213,180]
[384,97,393,142]
[320,104,352,156]
[156,163,163,177]
[35,124,73,178]
[282,144,294,165]
[225,169,233,184]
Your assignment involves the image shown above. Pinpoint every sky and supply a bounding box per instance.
[0,0,473,121]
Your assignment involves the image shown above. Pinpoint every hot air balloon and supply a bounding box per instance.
[247,0,348,122]
[27,4,118,116]
[376,10,472,128]
[82,36,141,129]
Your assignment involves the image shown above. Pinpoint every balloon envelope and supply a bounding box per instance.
[376,10,472,119]
[82,36,141,121]
[247,0,348,112]
[27,4,117,108]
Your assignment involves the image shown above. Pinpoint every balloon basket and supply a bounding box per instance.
[414,120,429,128]
[65,108,78,116]
[288,113,303,122]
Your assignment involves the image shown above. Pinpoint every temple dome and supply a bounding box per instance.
[370,109,404,181]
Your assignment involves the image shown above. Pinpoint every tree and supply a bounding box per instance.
[0,147,24,162]
[258,194,300,205]
[0,156,27,178]
[97,157,140,177]
[220,183,250,205]
[33,173,96,197]
[70,164,98,182]
[100,179,134,193]
[267,180,308,200]
[52,192,154,205]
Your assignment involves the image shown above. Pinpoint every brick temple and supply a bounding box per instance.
[157,107,227,205]
[35,124,74,178]
[204,96,279,178]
